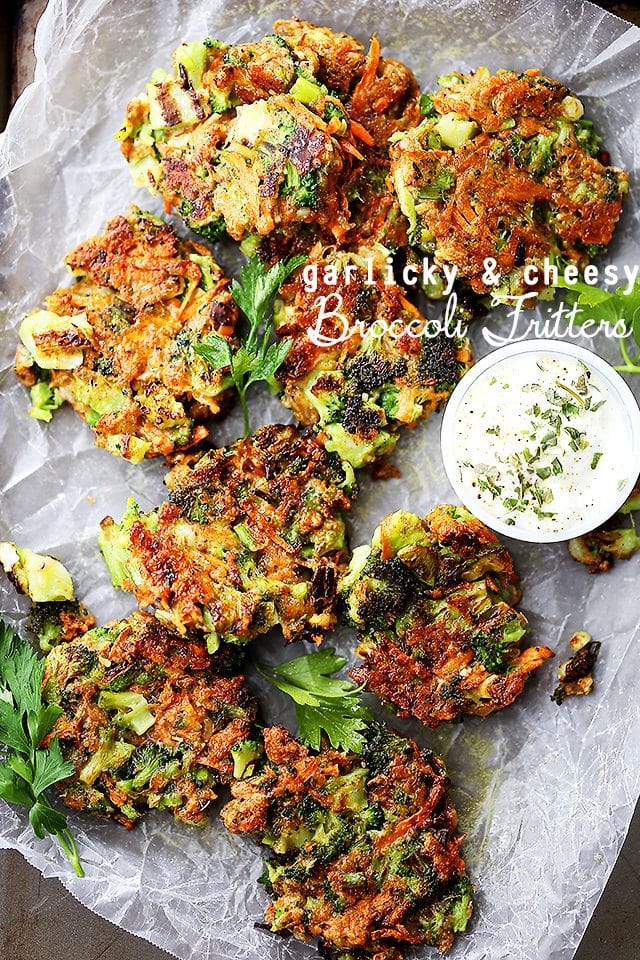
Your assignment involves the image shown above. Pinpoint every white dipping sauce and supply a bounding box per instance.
[452,353,633,535]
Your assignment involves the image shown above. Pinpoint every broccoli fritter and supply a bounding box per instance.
[274,245,473,468]
[568,478,640,573]
[551,631,600,704]
[42,611,256,828]
[390,68,628,300]
[14,208,237,462]
[341,507,553,727]
[99,424,356,646]
[118,21,422,250]
[221,724,472,959]
[118,31,366,246]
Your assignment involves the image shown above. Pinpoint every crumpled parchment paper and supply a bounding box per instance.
[1,1,639,958]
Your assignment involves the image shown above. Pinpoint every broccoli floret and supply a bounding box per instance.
[470,616,527,672]
[281,164,320,209]
[360,722,407,777]
[418,93,437,117]
[98,690,156,735]
[573,119,601,158]
[79,734,135,786]
[98,498,150,588]
[419,876,474,943]
[323,101,347,126]
[116,743,182,794]
[231,738,262,779]
[508,132,557,178]
[28,378,64,422]
[193,217,227,242]
[0,542,75,603]
[568,523,640,572]
[28,600,95,652]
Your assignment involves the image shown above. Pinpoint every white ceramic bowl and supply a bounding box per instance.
[440,339,640,543]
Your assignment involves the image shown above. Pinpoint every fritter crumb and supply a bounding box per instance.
[551,631,600,704]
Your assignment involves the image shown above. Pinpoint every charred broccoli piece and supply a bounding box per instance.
[568,479,640,573]
[551,631,601,704]
[28,600,96,652]
[0,542,74,602]
[42,611,257,828]
[341,507,553,727]
[118,20,423,252]
[221,724,472,958]
[98,424,356,646]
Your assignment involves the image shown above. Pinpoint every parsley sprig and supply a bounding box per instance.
[194,254,306,436]
[0,619,83,877]
[556,276,640,374]
[257,649,371,754]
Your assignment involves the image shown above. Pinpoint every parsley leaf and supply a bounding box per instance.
[0,619,83,876]
[257,648,371,753]
[555,276,640,374]
[194,254,306,435]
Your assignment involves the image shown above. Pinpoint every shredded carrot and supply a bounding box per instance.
[350,120,375,146]
[349,35,381,111]
[341,140,365,162]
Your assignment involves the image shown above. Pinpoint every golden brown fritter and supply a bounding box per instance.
[221,724,472,959]
[390,68,628,299]
[42,611,256,828]
[15,208,237,462]
[342,507,553,727]
[273,244,473,468]
[118,32,367,246]
[119,21,421,251]
[99,424,357,646]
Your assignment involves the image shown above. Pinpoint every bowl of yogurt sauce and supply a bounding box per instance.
[440,339,640,543]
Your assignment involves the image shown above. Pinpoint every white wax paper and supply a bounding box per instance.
[1,1,639,958]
